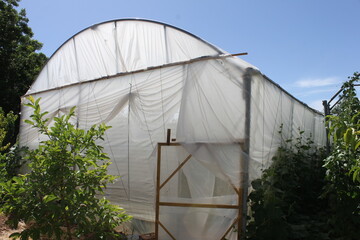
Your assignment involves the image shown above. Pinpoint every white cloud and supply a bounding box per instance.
[294,87,338,98]
[296,77,340,88]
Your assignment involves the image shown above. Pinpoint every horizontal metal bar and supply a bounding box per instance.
[159,202,239,209]
[23,53,243,97]
[158,140,246,146]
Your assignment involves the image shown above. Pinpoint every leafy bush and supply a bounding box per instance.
[246,128,329,240]
[0,97,131,240]
[323,72,360,239]
[0,144,25,182]
[246,73,360,240]
[0,108,21,182]
[0,108,17,153]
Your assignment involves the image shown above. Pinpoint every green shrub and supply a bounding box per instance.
[0,144,25,183]
[0,97,131,240]
[0,108,17,153]
[247,73,360,240]
[246,128,329,240]
[0,108,21,183]
[323,72,360,239]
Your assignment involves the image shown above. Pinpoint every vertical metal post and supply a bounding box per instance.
[238,68,252,239]
[322,100,331,154]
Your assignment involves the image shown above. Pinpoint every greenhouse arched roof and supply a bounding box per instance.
[27,19,255,95]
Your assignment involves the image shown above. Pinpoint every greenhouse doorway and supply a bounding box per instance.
[155,133,247,240]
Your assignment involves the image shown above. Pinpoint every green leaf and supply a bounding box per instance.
[27,95,35,104]
[70,106,76,115]
[9,232,21,239]
[35,97,41,105]
[12,176,24,185]
[344,128,353,145]
[23,103,36,109]
[43,194,59,203]
[352,169,359,182]
[24,119,34,125]
[40,111,49,118]
[355,141,360,150]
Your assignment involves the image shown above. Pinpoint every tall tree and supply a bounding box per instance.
[0,0,47,115]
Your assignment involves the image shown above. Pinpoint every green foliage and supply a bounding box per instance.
[0,108,22,183]
[327,72,360,183]
[323,72,360,239]
[246,128,329,240]
[247,73,360,240]
[0,97,131,240]
[0,144,25,183]
[0,108,25,211]
[0,0,47,144]
[0,108,17,152]
[331,72,360,120]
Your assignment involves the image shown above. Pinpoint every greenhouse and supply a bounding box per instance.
[19,19,326,239]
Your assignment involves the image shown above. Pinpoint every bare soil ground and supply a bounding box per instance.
[0,214,27,239]
[0,214,154,240]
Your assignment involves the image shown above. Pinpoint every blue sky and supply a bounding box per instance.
[19,0,360,111]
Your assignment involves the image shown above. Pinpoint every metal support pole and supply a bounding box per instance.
[238,68,252,239]
[322,100,331,154]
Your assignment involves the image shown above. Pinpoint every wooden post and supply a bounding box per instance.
[231,52,248,57]
[155,144,161,240]
[167,129,171,145]
[238,187,243,240]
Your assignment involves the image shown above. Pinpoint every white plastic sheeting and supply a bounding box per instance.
[19,19,326,239]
